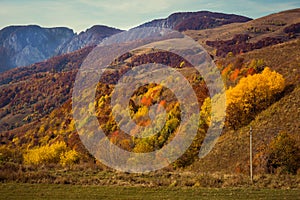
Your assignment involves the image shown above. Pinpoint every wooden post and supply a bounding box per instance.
[250,126,253,183]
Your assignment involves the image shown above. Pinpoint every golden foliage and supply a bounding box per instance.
[134,106,150,126]
[23,141,79,166]
[200,97,212,126]
[60,150,80,167]
[226,67,285,129]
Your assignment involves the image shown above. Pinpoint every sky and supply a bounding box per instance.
[1,0,299,33]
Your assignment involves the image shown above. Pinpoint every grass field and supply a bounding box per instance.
[0,183,299,200]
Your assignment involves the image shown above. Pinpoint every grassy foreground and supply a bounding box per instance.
[0,183,299,200]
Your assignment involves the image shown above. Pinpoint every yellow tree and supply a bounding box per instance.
[226,67,285,129]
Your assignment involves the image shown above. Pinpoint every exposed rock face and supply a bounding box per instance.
[0,25,123,72]
[137,11,252,31]
[59,25,123,53]
[0,25,75,72]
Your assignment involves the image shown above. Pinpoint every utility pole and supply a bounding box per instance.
[250,126,253,183]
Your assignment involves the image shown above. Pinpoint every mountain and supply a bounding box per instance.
[58,25,123,53]
[0,11,251,73]
[137,11,252,31]
[0,25,123,72]
[0,25,74,72]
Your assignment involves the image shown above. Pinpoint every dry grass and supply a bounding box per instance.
[184,9,300,55]
[0,162,299,189]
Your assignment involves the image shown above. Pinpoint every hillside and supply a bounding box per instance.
[185,10,300,173]
[185,8,300,57]
[0,9,299,186]
[0,46,93,131]
[189,39,300,174]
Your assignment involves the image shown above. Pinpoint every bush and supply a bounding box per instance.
[60,150,80,167]
[267,132,300,174]
[0,147,23,164]
[23,141,80,166]
[226,67,285,129]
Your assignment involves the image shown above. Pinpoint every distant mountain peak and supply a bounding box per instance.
[137,10,252,31]
[58,25,123,54]
[0,25,123,72]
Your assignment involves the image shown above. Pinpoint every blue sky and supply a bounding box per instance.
[1,0,299,33]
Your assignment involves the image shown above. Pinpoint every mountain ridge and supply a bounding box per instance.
[0,25,122,72]
[0,11,251,72]
[0,25,74,72]
[137,10,252,31]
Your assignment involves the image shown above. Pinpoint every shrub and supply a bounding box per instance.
[0,147,23,164]
[60,150,80,167]
[226,67,285,129]
[23,141,79,166]
[267,132,300,174]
